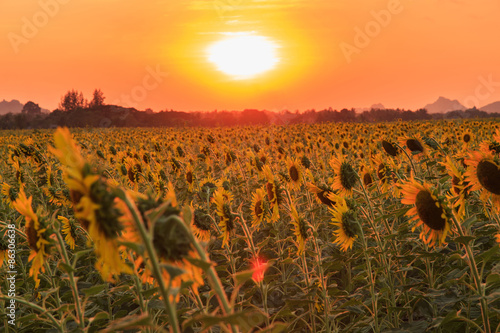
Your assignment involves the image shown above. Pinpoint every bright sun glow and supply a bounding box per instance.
[207,33,279,80]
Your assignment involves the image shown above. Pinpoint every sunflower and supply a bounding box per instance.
[0,239,8,268]
[399,134,427,160]
[212,188,235,247]
[192,205,212,242]
[198,176,222,202]
[464,149,500,212]
[306,182,336,207]
[185,163,195,192]
[441,156,469,219]
[381,140,399,157]
[12,188,51,288]
[264,166,284,222]
[58,216,77,250]
[286,157,303,190]
[330,155,358,197]
[399,177,451,246]
[1,183,18,208]
[328,198,359,251]
[49,127,131,281]
[250,189,267,227]
[123,188,204,301]
[290,204,309,255]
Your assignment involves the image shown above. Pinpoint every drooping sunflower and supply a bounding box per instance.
[1,183,18,208]
[290,203,309,255]
[185,163,195,192]
[264,166,284,222]
[58,216,77,250]
[286,157,303,190]
[328,198,359,252]
[198,176,222,202]
[120,187,204,300]
[49,127,131,281]
[0,238,8,268]
[399,134,427,160]
[381,140,399,157]
[399,177,451,246]
[212,188,235,247]
[192,205,212,242]
[12,188,51,288]
[464,149,500,212]
[441,156,469,219]
[250,189,267,227]
[330,155,358,197]
[306,182,336,207]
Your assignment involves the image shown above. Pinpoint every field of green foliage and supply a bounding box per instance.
[1,119,500,332]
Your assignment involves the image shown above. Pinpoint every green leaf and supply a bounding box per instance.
[118,241,143,254]
[184,309,267,333]
[254,322,287,333]
[101,314,151,333]
[439,310,460,327]
[234,269,255,286]
[58,262,74,274]
[477,244,500,264]
[82,284,107,296]
[185,257,213,271]
[91,311,110,322]
[454,236,475,245]
[486,273,500,285]
[160,263,185,279]
[182,204,192,225]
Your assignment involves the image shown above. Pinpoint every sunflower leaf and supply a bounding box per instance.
[160,263,185,279]
[82,284,107,296]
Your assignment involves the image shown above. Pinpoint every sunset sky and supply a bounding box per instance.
[1,0,500,112]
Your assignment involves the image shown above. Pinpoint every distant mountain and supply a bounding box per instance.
[480,101,500,113]
[0,99,50,115]
[424,96,466,114]
[0,99,23,115]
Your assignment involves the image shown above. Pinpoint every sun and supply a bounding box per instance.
[207,33,279,80]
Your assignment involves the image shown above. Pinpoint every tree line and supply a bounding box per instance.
[1,90,499,129]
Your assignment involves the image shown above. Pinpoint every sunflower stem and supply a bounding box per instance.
[395,143,417,177]
[118,193,181,333]
[53,228,85,329]
[169,215,238,333]
[356,219,380,333]
[450,213,491,333]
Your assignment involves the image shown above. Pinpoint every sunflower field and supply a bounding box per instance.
[1,120,500,333]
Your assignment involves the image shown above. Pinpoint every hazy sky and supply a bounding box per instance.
[1,0,499,111]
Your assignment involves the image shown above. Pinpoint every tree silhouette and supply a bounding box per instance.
[21,101,41,115]
[59,89,87,112]
[88,89,105,108]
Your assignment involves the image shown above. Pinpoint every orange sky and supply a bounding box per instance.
[1,0,500,112]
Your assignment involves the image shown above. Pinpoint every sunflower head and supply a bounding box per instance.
[464,150,500,211]
[329,198,359,252]
[330,155,358,196]
[192,207,212,242]
[381,140,399,157]
[399,178,451,246]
